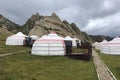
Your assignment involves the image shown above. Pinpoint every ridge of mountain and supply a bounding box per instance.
[0,13,92,42]
[22,13,92,42]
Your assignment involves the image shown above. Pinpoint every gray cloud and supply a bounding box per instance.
[0,0,120,37]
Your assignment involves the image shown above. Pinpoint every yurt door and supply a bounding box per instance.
[64,40,72,55]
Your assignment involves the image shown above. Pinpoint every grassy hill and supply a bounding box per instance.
[0,27,13,40]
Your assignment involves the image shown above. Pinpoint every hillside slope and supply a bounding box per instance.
[0,27,13,40]
[89,35,113,42]
[0,14,20,33]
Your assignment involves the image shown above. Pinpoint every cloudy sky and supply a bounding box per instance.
[0,0,120,37]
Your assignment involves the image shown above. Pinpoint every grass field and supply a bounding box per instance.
[96,50,120,80]
[0,41,98,80]
[0,53,98,80]
[0,41,30,55]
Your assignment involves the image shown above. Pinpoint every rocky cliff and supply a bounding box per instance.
[0,14,20,33]
[0,13,92,42]
[22,13,92,42]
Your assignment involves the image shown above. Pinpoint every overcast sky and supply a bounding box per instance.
[0,0,120,37]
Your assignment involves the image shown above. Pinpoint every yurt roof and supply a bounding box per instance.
[30,35,38,37]
[100,39,108,44]
[95,42,99,44]
[40,35,47,39]
[108,37,120,43]
[93,42,99,45]
[92,42,99,46]
[13,32,27,37]
[30,35,39,40]
[39,32,64,40]
[64,36,73,41]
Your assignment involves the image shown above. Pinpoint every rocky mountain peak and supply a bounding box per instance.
[36,12,40,17]
[51,13,61,21]
[29,13,41,22]
[71,23,81,32]
[26,13,92,42]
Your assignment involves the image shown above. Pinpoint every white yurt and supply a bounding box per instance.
[92,42,99,47]
[73,38,81,46]
[100,39,108,51]
[6,32,27,45]
[101,37,120,55]
[64,36,73,41]
[70,38,79,47]
[31,32,65,56]
[30,35,39,40]
[95,40,108,50]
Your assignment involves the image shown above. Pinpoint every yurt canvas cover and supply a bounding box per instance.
[95,40,108,50]
[100,39,108,51]
[31,32,65,56]
[6,32,26,45]
[101,37,120,55]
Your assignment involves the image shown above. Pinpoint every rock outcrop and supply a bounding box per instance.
[0,14,20,33]
[21,13,43,34]
[0,13,92,42]
[24,13,92,42]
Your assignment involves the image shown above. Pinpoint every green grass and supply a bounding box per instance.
[0,34,9,41]
[0,41,30,55]
[0,41,98,80]
[96,50,120,80]
[0,53,98,80]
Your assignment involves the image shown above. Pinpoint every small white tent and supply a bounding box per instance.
[73,38,81,46]
[94,42,100,50]
[100,39,108,51]
[101,37,120,55]
[95,40,108,50]
[64,36,73,41]
[92,42,98,47]
[64,36,73,46]
[6,32,27,45]
[30,35,39,40]
[31,32,65,56]
[64,36,81,47]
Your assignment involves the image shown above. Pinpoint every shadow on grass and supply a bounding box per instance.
[66,54,92,61]
[28,51,91,61]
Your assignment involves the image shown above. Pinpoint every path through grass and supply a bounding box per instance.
[96,50,120,80]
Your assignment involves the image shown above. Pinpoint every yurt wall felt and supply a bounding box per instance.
[100,37,120,55]
[31,32,65,56]
[32,40,65,55]
[6,32,26,45]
